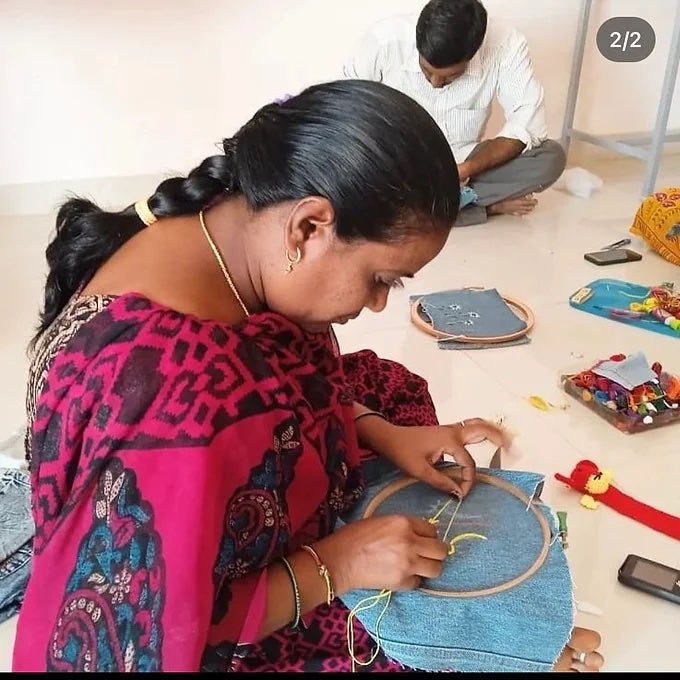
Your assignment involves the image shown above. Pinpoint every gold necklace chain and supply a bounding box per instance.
[199,210,250,317]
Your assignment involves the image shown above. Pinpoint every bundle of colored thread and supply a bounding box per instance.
[629,291,680,331]
[651,285,680,316]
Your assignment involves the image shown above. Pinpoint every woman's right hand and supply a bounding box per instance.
[315,514,448,595]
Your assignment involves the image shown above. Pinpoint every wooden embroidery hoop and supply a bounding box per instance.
[361,469,551,598]
[410,288,535,344]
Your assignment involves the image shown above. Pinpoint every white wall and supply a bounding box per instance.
[1,0,678,187]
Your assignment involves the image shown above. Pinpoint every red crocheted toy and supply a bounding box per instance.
[555,460,680,541]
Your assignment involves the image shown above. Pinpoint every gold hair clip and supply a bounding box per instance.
[134,199,157,226]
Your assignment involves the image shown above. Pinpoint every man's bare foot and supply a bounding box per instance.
[487,194,538,217]
[553,627,604,672]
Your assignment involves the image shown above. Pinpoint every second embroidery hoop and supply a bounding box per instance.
[361,469,551,598]
[410,287,535,344]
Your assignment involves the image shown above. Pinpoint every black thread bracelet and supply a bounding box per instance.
[353,410,387,424]
[280,556,301,628]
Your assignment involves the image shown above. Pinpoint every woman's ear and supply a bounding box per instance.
[282,197,336,254]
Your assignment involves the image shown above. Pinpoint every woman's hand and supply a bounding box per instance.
[315,514,448,595]
[380,418,511,498]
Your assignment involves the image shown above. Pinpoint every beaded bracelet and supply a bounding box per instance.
[300,544,335,605]
[280,556,301,628]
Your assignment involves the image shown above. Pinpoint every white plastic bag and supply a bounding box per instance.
[556,167,604,199]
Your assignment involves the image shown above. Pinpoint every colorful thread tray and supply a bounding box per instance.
[561,352,680,434]
[569,279,680,340]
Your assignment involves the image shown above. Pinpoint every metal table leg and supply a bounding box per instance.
[562,0,680,197]
[642,1,680,196]
[561,0,593,153]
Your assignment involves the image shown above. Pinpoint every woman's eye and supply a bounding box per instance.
[378,278,404,289]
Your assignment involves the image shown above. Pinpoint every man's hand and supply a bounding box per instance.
[457,162,472,184]
[461,138,526,181]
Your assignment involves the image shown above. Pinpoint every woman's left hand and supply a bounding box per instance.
[381,419,511,498]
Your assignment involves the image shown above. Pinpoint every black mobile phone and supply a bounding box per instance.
[618,554,680,605]
[584,249,642,266]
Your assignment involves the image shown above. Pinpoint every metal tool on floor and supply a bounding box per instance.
[600,238,631,251]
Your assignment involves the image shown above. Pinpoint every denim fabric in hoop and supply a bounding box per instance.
[411,289,528,339]
[337,467,574,672]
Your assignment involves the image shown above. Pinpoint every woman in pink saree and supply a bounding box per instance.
[14,80,602,672]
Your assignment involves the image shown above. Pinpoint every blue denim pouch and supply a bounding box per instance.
[337,466,574,672]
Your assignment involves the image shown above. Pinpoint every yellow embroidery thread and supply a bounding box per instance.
[346,495,486,670]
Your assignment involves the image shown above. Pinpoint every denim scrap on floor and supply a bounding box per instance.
[0,465,33,624]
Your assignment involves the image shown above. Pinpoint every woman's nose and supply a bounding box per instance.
[366,287,389,313]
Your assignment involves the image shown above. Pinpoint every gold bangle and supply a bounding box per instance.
[353,410,387,425]
[300,544,335,605]
[280,556,301,628]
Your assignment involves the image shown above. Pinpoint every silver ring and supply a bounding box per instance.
[576,651,587,664]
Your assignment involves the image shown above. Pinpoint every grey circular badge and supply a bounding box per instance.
[596,17,656,62]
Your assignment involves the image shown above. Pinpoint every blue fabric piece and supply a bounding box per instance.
[0,600,23,626]
[0,468,33,623]
[411,289,528,340]
[592,351,656,390]
[338,466,574,672]
[460,185,478,209]
[437,335,531,351]
[0,540,31,623]
[0,469,33,562]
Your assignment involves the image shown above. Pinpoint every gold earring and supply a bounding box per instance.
[285,246,302,273]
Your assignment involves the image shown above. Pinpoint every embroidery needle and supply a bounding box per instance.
[441,495,464,544]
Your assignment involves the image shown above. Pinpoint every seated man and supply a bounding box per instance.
[344,0,566,226]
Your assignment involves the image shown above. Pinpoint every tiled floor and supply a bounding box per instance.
[1,156,679,671]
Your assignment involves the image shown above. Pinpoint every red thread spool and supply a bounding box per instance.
[595,377,610,391]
